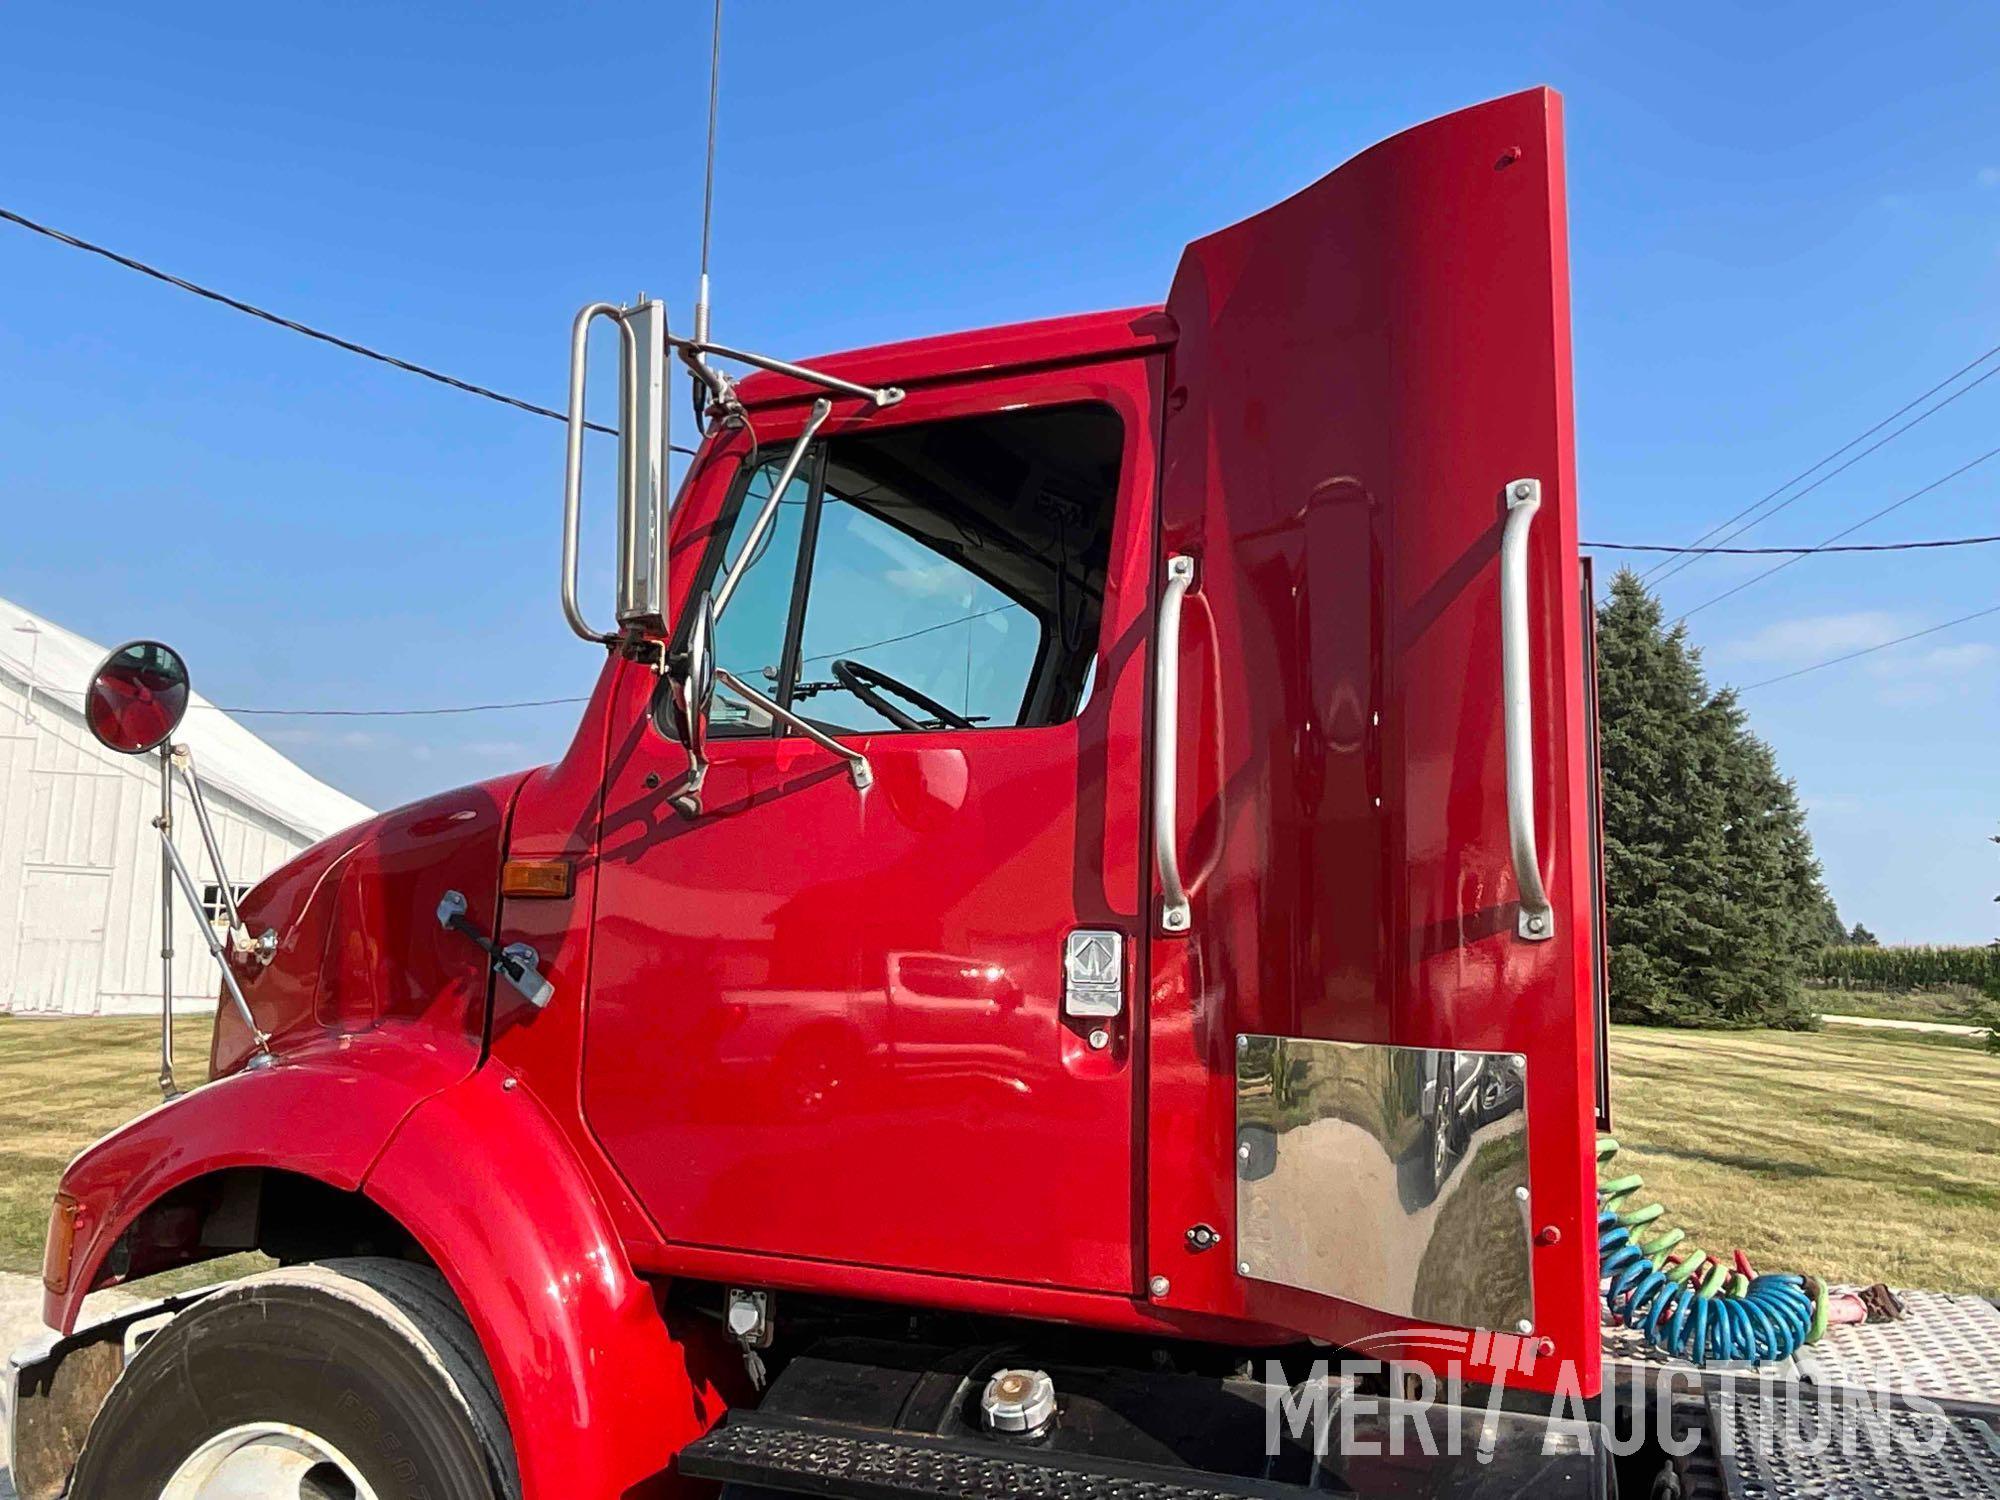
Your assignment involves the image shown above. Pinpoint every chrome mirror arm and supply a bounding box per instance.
[713,399,831,617]
[175,749,273,963]
[714,669,873,790]
[668,334,903,410]
[157,747,274,1072]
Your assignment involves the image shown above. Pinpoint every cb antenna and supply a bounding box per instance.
[692,0,722,381]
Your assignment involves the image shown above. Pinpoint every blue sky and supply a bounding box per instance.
[2,1,1995,941]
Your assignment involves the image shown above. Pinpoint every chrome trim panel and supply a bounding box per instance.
[1235,1035,1534,1333]
[7,1288,220,1500]
[618,298,669,632]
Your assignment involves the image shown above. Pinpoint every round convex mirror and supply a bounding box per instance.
[85,640,192,755]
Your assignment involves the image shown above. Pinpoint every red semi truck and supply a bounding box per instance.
[12,88,1630,1498]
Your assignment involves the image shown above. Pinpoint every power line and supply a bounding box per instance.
[1680,444,2000,618]
[1585,531,2000,555]
[211,605,1026,715]
[201,695,588,718]
[1,203,696,452]
[802,605,1018,664]
[1640,340,2000,584]
[0,646,592,721]
[1640,358,2000,588]
[1738,602,2000,691]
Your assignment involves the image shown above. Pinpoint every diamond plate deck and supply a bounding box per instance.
[1605,1290,2000,1406]
[1709,1384,2000,1499]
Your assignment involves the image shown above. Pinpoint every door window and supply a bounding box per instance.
[691,403,1122,736]
[703,452,814,735]
[792,488,1039,731]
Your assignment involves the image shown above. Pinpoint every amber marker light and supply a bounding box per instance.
[500,859,574,899]
[42,1192,82,1295]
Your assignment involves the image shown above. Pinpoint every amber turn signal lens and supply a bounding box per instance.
[500,859,574,899]
[42,1192,82,1296]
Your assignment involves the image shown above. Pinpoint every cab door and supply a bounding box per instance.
[583,354,1163,1294]
[1144,88,1602,1392]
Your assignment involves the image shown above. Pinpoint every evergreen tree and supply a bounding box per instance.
[1848,923,1879,947]
[1595,571,1826,1028]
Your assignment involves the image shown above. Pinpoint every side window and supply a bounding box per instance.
[792,490,1038,732]
[685,403,1121,737]
[704,454,813,734]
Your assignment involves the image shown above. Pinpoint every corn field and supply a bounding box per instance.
[1809,944,1998,992]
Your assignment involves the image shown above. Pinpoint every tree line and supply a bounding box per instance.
[1597,571,1851,1029]
[1596,571,2000,1035]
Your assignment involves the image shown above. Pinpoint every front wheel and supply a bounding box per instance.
[69,1259,518,1500]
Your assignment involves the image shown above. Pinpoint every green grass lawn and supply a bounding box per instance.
[0,1016,221,1281]
[1606,1023,1999,1296]
[2,1016,1995,1298]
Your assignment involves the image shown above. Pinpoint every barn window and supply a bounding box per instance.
[201,883,252,927]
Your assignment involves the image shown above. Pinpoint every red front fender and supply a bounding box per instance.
[363,1063,738,1499]
[50,1051,736,1500]
[47,1028,469,1332]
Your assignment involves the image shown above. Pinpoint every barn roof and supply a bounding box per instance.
[0,594,372,844]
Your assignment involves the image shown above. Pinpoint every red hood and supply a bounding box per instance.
[212,771,534,1077]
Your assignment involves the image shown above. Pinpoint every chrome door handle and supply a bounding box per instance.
[1154,555,1195,934]
[1500,479,1554,941]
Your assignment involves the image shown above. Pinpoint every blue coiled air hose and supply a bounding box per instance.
[1597,1137,1827,1367]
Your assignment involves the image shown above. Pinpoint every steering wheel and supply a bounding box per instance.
[830,658,976,732]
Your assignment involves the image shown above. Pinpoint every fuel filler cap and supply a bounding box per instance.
[979,1368,1057,1436]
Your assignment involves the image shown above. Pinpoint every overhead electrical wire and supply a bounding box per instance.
[1585,531,2000,556]
[209,608,1028,716]
[0,204,696,453]
[1678,444,2000,618]
[142,585,2000,714]
[207,695,589,717]
[8,198,1992,563]
[8,197,1996,719]
[1737,602,2000,692]
[1639,340,2000,584]
[1648,361,2000,586]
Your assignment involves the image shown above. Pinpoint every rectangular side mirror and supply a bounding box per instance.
[618,299,669,632]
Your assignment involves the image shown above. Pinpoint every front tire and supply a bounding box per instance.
[69,1258,518,1500]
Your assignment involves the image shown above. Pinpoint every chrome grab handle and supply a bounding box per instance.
[1154,555,1195,934]
[561,302,639,644]
[1501,478,1554,942]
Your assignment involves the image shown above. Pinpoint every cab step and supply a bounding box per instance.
[678,1413,1304,1500]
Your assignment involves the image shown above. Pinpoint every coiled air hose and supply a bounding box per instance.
[1597,1137,1828,1367]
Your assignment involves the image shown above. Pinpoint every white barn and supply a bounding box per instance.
[0,595,370,1016]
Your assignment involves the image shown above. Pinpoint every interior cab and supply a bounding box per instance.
[688,401,1124,740]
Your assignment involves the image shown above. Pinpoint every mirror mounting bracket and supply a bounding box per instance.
[676,337,902,412]
[715,669,873,791]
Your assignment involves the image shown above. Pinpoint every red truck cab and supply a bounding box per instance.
[19,87,1611,1500]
